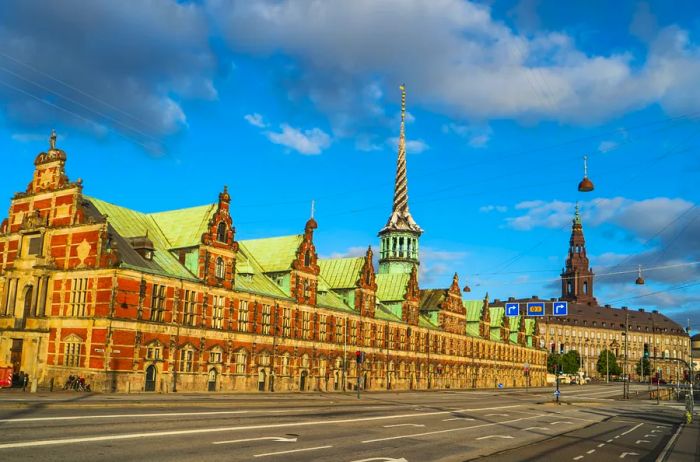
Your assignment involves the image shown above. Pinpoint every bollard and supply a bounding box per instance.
[49,378,54,392]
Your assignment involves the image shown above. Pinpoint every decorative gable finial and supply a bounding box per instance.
[310,199,315,219]
[49,129,57,150]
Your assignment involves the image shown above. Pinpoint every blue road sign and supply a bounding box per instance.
[553,390,560,397]
[526,302,545,317]
[505,302,520,317]
[498,383,504,389]
[553,301,568,316]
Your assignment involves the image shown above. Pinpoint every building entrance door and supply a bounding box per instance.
[299,370,307,391]
[10,339,23,376]
[208,368,218,392]
[144,365,157,392]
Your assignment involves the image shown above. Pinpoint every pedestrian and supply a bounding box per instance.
[22,372,28,392]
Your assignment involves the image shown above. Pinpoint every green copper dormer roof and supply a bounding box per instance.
[238,235,303,273]
[463,300,483,322]
[234,245,289,299]
[150,203,217,249]
[489,306,505,341]
[318,257,364,289]
[375,302,403,322]
[420,289,446,311]
[376,273,410,302]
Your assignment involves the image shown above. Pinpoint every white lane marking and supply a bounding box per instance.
[550,421,574,425]
[443,417,475,421]
[0,409,306,423]
[621,423,644,436]
[587,449,596,454]
[650,429,662,433]
[0,405,522,450]
[573,456,584,460]
[598,443,605,448]
[619,452,639,459]
[213,436,297,445]
[607,439,614,443]
[383,424,425,428]
[635,440,650,444]
[351,458,408,462]
[523,427,550,432]
[253,445,332,458]
[485,413,509,417]
[643,434,656,438]
[656,424,683,462]
[476,435,513,440]
[615,436,620,439]
[363,414,548,444]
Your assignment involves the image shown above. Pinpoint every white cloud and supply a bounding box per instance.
[244,113,267,128]
[480,205,508,213]
[419,247,468,287]
[209,0,700,127]
[598,140,618,153]
[387,137,429,154]
[443,123,492,148]
[265,124,332,155]
[321,246,369,259]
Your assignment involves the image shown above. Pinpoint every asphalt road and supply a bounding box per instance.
[0,383,686,461]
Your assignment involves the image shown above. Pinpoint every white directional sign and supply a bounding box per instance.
[553,301,568,316]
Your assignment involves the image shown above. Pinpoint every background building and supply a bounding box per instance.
[492,207,690,382]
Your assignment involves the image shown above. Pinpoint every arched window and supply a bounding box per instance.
[215,257,225,279]
[216,222,227,242]
[583,281,588,294]
[567,281,573,294]
[304,250,311,266]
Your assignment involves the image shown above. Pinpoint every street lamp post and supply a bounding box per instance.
[623,311,629,399]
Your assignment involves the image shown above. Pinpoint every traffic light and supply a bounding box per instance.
[355,351,364,364]
[643,343,649,358]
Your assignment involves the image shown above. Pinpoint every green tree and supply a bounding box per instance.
[561,350,581,374]
[547,353,561,373]
[597,349,621,377]
[635,357,651,378]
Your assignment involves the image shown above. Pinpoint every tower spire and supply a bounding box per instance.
[378,84,422,275]
[380,84,422,234]
[393,83,409,216]
[561,204,596,303]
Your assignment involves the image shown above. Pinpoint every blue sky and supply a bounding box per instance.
[0,1,698,332]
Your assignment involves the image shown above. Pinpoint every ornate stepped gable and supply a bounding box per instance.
[419,273,467,335]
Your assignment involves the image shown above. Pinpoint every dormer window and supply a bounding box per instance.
[127,235,155,261]
[215,257,225,279]
[216,222,227,243]
[304,250,311,267]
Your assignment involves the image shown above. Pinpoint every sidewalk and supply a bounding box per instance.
[661,418,700,461]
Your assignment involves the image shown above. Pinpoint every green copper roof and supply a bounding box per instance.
[489,306,505,342]
[150,204,216,249]
[376,273,409,302]
[420,289,445,311]
[419,313,439,329]
[318,257,364,289]
[508,315,521,344]
[317,274,354,312]
[238,235,303,272]
[87,197,195,279]
[464,300,483,322]
[234,247,289,299]
[375,303,402,322]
